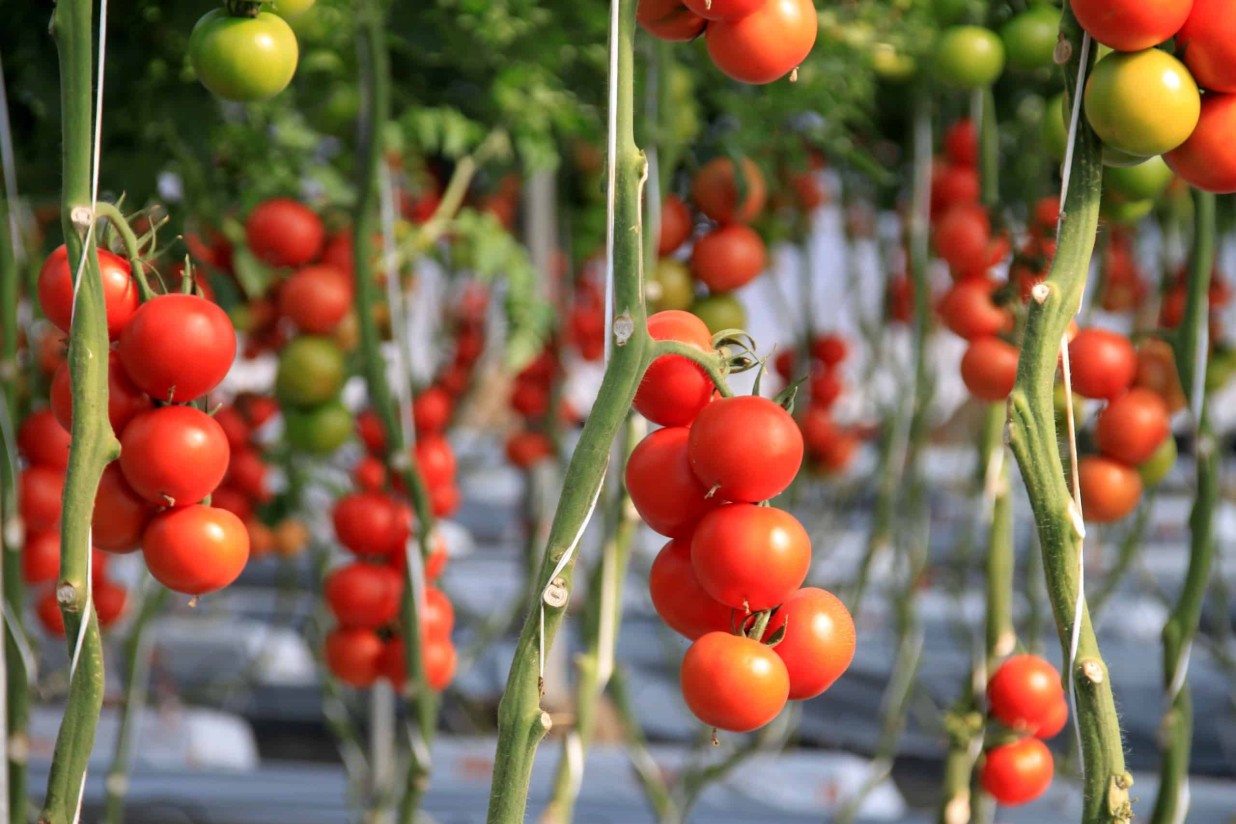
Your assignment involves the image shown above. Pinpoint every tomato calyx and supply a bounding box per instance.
[732,607,785,647]
[225,0,265,19]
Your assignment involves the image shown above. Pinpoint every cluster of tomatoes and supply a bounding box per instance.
[189,0,312,103]
[932,5,1061,91]
[626,310,855,733]
[33,243,248,600]
[776,332,863,475]
[505,342,574,471]
[636,0,818,85]
[1073,0,1236,194]
[980,654,1069,807]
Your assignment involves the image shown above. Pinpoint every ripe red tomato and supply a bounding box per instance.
[245,198,325,268]
[430,483,461,519]
[636,0,706,42]
[119,406,230,507]
[510,379,551,419]
[413,386,452,435]
[680,632,789,732]
[1165,94,1236,195]
[277,264,353,333]
[687,396,804,503]
[658,195,693,255]
[355,409,387,455]
[931,163,981,216]
[649,538,734,639]
[224,448,271,502]
[1037,696,1070,739]
[1175,0,1236,93]
[1068,328,1137,401]
[987,655,1066,736]
[324,562,403,629]
[505,430,555,469]
[1078,455,1143,523]
[421,586,454,639]
[960,337,1020,402]
[980,738,1055,806]
[935,204,992,272]
[633,310,715,427]
[95,579,129,628]
[625,427,720,538]
[37,246,138,340]
[691,224,767,293]
[379,634,457,691]
[211,406,252,453]
[118,294,237,403]
[809,367,843,408]
[19,466,65,532]
[706,0,818,85]
[812,334,848,366]
[1095,388,1170,466]
[414,435,457,489]
[21,531,61,585]
[1071,0,1192,51]
[943,119,978,167]
[333,491,409,557]
[325,626,384,688]
[93,462,154,553]
[17,409,71,470]
[683,0,762,19]
[938,279,1012,341]
[763,587,855,699]
[691,156,767,225]
[425,536,449,581]
[354,455,387,491]
[210,487,253,523]
[142,504,250,595]
[691,504,811,611]
[51,351,152,436]
[36,587,66,636]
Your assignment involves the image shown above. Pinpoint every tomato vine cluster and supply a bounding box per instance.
[980,655,1069,807]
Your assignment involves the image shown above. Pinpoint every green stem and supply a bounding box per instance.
[650,340,733,397]
[92,202,155,301]
[485,1,652,818]
[1004,10,1132,822]
[1149,189,1217,824]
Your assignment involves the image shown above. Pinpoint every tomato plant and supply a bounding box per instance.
[189,10,299,102]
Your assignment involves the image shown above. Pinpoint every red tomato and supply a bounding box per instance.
[680,632,789,732]
[118,294,237,403]
[935,204,992,272]
[142,504,250,595]
[210,487,253,523]
[245,198,325,268]
[1071,0,1192,51]
[356,409,387,455]
[17,409,71,470]
[943,119,978,167]
[636,0,706,42]
[379,635,457,691]
[706,0,818,85]
[354,455,387,491]
[37,246,138,340]
[211,406,252,451]
[22,531,61,585]
[1078,455,1143,523]
[625,427,720,538]
[811,334,848,366]
[1134,338,1187,413]
[51,351,152,436]
[931,163,981,215]
[691,224,767,293]
[325,626,384,688]
[224,448,271,502]
[119,406,230,507]
[93,462,154,553]
[510,379,551,419]
[988,655,1066,736]
[320,230,355,274]
[1037,697,1070,739]
[649,538,734,639]
[960,337,1020,402]
[1095,388,1170,466]
[425,536,449,581]
[658,195,693,255]
[35,587,66,636]
[1165,94,1236,195]
[505,430,555,468]
[1068,328,1137,401]
[19,466,65,532]
[687,395,804,503]
[938,279,1012,340]
[691,504,811,611]
[691,156,767,225]
[633,310,715,427]
[421,586,454,639]
[980,738,1055,806]
[683,0,762,19]
[430,482,461,519]
[1175,0,1236,93]
[412,387,452,435]
[763,587,855,699]
[324,562,403,629]
[95,579,129,629]
[278,264,353,333]
[333,491,410,558]
[415,435,457,489]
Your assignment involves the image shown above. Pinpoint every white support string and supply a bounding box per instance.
[1058,33,1093,220]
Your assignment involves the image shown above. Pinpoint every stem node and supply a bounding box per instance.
[1079,658,1105,684]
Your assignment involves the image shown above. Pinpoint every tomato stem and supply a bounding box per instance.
[92,201,156,302]
[224,0,264,19]
[651,339,734,396]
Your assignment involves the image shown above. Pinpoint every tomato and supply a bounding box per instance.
[706,0,818,85]
[943,119,978,167]
[142,504,250,595]
[17,409,71,471]
[224,449,271,502]
[987,655,1066,736]
[210,487,253,523]
[938,279,1011,341]
[1084,50,1200,159]
[932,163,981,215]
[1134,338,1187,413]
[1164,94,1236,195]
[648,538,733,639]
[1176,0,1236,93]
[379,635,457,691]
[933,26,1005,89]
[658,195,693,255]
[278,264,352,333]
[1095,388,1170,466]
[691,225,766,293]
[1041,92,1069,163]
[424,536,449,581]
[22,531,61,585]
[636,0,706,42]
[245,198,324,268]
[1103,155,1174,203]
[633,310,715,427]
[961,337,1019,402]
[809,368,843,408]
[691,157,767,225]
[284,399,354,454]
[189,10,298,102]
[324,562,402,629]
[51,350,152,436]
[505,430,555,469]
[691,504,810,611]
[1071,0,1192,52]
[1000,5,1061,73]
[36,587,66,636]
[93,462,153,553]
[935,204,993,272]
[1037,696,1070,739]
[812,334,848,367]
[415,435,457,489]
[119,406,230,507]
[356,407,387,455]
[1068,328,1136,400]
[37,246,138,340]
[325,626,384,688]
[688,396,802,503]
[691,293,746,334]
[19,466,65,532]
[95,579,129,629]
[211,406,252,452]
[762,587,854,700]
[274,0,316,19]
[1078,455,1143,523]
[333,491,409,558]
[1138,435,1177,487]
[648,259,696,313]
[118,294,236,403]
[980,738,1054,806]
[680,632,789,732]
[275,335,346,407]
[412,387,452,435]
[683,0,762,19]
[625,427,720,538]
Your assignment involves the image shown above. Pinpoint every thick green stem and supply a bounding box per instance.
[1150,190,1217,824]
[485,1,652,818]
[1005,10,1131,822]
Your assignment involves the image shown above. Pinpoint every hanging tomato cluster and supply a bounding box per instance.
[626,310,855,733]
[636,0,818,85]
[980,655,1069,807]
[777,332,864,474]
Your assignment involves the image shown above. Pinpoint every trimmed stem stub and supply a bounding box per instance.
[543,578,569,609]
[1079,659,1105,684]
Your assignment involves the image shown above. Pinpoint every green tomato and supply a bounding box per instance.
[691,293,746,335]
[934,26,1005,89]
[1137,435,1176,488]
[1206,347,1236,392]
[1042,92,1068,162]
[276,335,346,408]
[1084,49,1200,158]
[274,0,316,19]
[1053,384,1086,435]
[1099,196,1154,225]
[1000,5,1061,73]
[647,259,696,312]
[189,10,299,102]
[284,399,353,454]
[1103,156,1174,202]
[931,0,977,25]
[871,44,917,82]
[1103,144,1153,168]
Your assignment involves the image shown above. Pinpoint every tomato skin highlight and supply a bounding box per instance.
[626,427,720,538]
[190,10,299,103]
[680,633,789,732]
[763,587,855,699]
[37,246,138,340]
[142,505,250,596]
[691,504,811,612]
[980,738,1055,806]
[119,406,231,508]
[687,395,804,503]
[706,0,818,85]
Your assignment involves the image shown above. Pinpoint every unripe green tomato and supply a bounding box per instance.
[274,0,316,19]
[1084,49,1200,158]
[189,10,299,102]
[1206,347,1236,392]
[276,335,346,408]
[872,44,917,82]
[1042,92,1068,162]
[690,293,746,335]
[1099,196,1154,225]
[1137,435,1176,488]
[933,26,1005,89]
[1102,145,1152,168]
[648,258,696,312]
[1103,156,1174,202]
[1000,5,1061,73]
[1053,384,1086,436]
[284,399,353,454]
